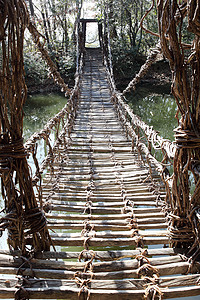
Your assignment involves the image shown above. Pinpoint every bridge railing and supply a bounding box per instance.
[102,11,176,201]
[24,14,84,202]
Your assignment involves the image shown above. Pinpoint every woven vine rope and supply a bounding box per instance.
[0,0,52,254]
[103,0,200,257]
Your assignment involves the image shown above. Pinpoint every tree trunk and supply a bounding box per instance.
[156,0,200,257]
[63,3,69,53]
[0,0,51,254]
[39,0,51,51]
[44,0,53,44]
[28,0,34,17]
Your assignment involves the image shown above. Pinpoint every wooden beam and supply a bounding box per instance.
[80,18,99,23]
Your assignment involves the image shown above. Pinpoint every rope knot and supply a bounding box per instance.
[83,201,93,215]
[126,217,138,229]
[144,284,163,300]
[131,229,144,247]
[137,264,159,278]
[74,273,91,300]
[79,249,96,263]
[15,286,30,300]
[136,254,150,268]
[25,207,47,235]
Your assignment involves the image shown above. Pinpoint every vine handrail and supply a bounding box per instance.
[24,6,84,188]
[102,9,176,166]
[102,1,200,257]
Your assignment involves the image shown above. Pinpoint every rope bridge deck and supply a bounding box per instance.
[0,48,200,299]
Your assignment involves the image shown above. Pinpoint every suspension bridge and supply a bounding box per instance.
[0,2,200,300]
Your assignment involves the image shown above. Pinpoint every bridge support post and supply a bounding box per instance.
[0,0,51,254]
[157,0,200,257]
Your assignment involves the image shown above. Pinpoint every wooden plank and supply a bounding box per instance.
[1,286,200,300]
[42,186,155,194]
[0,261,194,280]
[0,254,184,272]
[0,247,183,260]
[50,229,168,239]
[49,154,145,162]
[45,199,160,207]
[43,166,150,176]
[42,193,165,202]
[42,178,161,187]
[47,222,167,231]
[68,140,132,146]
[46,213,166,222]
[47,236,169,247]
[46,205,164,214]
[42,196,165,205]
[43,171,152,182]
[0,274,199,290]
[42,180,159,188]
[42,176,156,185]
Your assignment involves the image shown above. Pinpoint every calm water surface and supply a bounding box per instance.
[23,93,67,139]
[126,85,178,141]
[24,88,178,141]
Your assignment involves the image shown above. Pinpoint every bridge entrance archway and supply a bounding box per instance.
[80,19,102,48]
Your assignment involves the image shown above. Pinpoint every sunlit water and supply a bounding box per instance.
[0,93,67,249]
[0,91,199,299]
[23,93,67,139]
[126,84,178,141]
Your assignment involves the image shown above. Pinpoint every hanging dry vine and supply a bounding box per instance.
[0,0,51,254]
[156,0,200,254]
[122,44,162,95]
[102,6,176,171]
[28,22,71,95]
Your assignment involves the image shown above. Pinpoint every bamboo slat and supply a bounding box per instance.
[45,205,164,214]
[0,247,183,260]
[47,222,167,230]
[0,274,200,290]
[1,286,200,300]
[0,254,185,272]
[0,261,196,280]
[46,236,169,247]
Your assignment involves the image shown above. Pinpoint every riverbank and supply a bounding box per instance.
[26,55,171,95]
[26,76,75,95]
[115,57,172,92]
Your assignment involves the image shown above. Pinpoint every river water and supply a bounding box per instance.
[24,87,177,141]
[125,84,177,141]
[0,91,199,299]
[23,93,68,139]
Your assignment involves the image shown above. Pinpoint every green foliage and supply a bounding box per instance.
[24,50,48,84]
[56,51,76,77]
[96,0,160,81]
[23,46,76,87]
[112,44,144,79]
[97,0,159,55]
[127,89,177,141]
[23,0,79,87]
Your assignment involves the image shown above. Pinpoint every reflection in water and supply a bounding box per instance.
[126,87,178,141]
[24,90,178,142]
[23,93,67,140]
